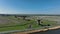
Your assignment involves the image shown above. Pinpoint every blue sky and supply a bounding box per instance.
[0,0,60,14]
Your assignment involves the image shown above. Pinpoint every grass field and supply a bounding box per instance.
[0,16,58,32]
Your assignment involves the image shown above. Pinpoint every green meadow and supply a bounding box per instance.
[0,16,58,32]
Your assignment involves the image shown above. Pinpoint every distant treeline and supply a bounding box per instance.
[0,14,60,16]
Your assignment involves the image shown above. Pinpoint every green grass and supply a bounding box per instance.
[0,26,25,31]
[0,16,57,32]
[42,20,57,26]
[0,20,56,32]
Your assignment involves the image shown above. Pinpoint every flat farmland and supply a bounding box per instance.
[0,15,59,32]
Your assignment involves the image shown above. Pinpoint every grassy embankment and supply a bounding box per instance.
[0,16,57,32]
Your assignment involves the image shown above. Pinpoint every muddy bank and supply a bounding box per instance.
[30,27,60,34]
[26,26,60,33]
[12,26,60,34]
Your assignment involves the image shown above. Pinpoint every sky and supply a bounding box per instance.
[0,0,60,14]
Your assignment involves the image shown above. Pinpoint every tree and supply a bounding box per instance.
[37,20,41,25]
[22,16,27,20]
[15,16,17,18]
